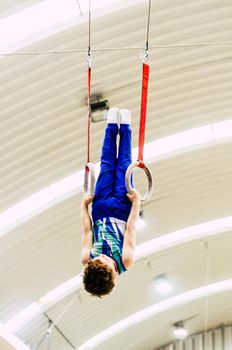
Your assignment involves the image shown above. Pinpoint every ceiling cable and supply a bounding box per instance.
[76,0,83,16]
[44,313,76,349]
[48,294,76,332]
[32,295,76,350]
[1,42,232,56]
[145,0,152,52]
[200,240,210,334]
[204,242,210,334]
[88,0,91,55]
[32,320,52,350]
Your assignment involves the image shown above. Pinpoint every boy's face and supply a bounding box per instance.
[93,254,119,276]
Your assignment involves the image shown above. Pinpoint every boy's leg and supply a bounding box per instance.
[94,109,119,198]
[114,110,132,197]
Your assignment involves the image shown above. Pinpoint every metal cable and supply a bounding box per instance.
[1,42,232,56]
[146,0,152,51]
[76,0,83,16]
[88,0,91,54]
[49,295,77,332]
[204,242,210,333]
[33,295,76,350]
[200,240,210,334]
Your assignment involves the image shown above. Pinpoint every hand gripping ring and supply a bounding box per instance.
[125,161,153,203]
[84,162,96,197]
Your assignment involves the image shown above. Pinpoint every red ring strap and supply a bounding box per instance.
[85,164,90,172]
[138,63,150,162]
[138,160,145,168]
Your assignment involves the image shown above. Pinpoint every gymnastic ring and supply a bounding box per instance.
[125,161,153,203]
[84,162,95,197]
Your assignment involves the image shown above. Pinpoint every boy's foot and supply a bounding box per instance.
[107,108,120,124]
[120,109,131,124]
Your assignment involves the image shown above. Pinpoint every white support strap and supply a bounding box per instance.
[84,162,96,197]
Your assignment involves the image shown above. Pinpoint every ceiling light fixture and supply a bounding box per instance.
[173,321,188,339]
[90,95,109,123]
[154,274,172,295]
[136,211,146,230]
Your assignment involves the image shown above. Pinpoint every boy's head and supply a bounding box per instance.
[83,255,118,297]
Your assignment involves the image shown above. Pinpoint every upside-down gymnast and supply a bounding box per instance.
[81,108,141,297]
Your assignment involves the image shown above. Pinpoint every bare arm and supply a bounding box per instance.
[81,196,93,265]
[122,189,141,269]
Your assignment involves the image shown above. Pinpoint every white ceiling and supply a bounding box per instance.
[0,0,232,349]
[0,0,42,18]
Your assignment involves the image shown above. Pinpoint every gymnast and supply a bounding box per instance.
[81,108,141,297]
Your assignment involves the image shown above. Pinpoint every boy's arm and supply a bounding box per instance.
[122,189,141,269]
[81,196,93,265]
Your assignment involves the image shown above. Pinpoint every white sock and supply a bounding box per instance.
[107,108,119,124]
[120,109,131,124]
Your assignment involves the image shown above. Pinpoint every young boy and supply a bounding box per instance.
[81,108,141,297]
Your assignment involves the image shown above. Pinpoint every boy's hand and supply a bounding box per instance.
[127,189,141,203]
[82,195,93,206]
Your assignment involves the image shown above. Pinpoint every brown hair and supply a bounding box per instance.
[83,259,115,297]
